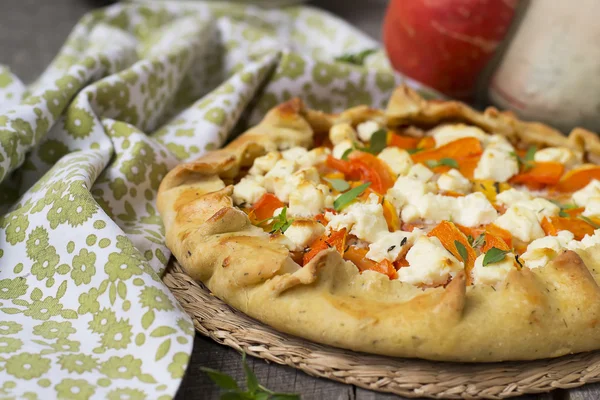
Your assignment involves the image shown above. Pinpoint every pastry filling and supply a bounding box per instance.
[232,119,600,287]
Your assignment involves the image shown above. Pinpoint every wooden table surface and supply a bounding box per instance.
[4,0,600,399]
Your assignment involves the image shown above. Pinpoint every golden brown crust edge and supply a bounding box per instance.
[158,85,600,362]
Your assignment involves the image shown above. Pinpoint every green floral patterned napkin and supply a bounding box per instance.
[0,1,430,399]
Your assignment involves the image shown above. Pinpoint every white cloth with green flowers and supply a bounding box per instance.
[0,1,432,399]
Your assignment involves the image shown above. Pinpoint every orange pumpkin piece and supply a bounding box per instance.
[540,217,557,236]
[456,154,481,179]
[480,233,511,253]
[417,136,436,150]
[427,221,476,282]
[382,198,400,231]
[326,152,395,194]
[484,224,513,248]
[411,137,483,165]
[344,246,397,279]
[388,132,420,149]
[394,257,410,269]
[251,193,284,221]
[541,216,595,240]
[510,162,564,189]
[303,229,347,265]
[554,165,600,193]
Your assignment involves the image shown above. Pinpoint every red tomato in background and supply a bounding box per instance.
[383,0,518,100]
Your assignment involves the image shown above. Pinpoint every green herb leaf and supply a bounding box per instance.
[334,182,371,211]
[270,207,294,233]
[579,215,600,229]
[242,353,259,394]
[425,157,459,169]
[467,235,474,246]
[482,247,510,266]
[199,367,240,391]
[324,178,350,192]
[366,129,387,154]
[220,392,253,400]
[341,147,353,160]
[524,146,537,162]
[454,241,468,264]
[334,48,377,65]
[407,147,423,155]
[268,394,302,400]
[472,233,486,249]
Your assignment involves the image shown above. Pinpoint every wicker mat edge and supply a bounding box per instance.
[163,260,600,399]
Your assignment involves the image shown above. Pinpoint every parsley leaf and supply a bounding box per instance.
[324,178,350,192]
[258,207,294,233]
[482,247,510,266]
[199,367,240,391]
[524,145,537,162]
[579,215,600,229]
[425,157,459,169]
[334,48,377,65]
[512,146,537,171]
[366,129,387,154]
[271,207,293,233]
[472,233,486,248]
[334,182,371,211]
[407,147,424,155]
[341,147,353,160]
[202,352,300,400]
[550,200,579,217]
[454,241,468,264]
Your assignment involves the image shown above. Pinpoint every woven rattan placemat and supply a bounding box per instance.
[163,260,600,399]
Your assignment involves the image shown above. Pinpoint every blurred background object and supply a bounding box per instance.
[382,0,519,101]
[488,0,600,133]
[3,0,599,134]
[0,0,388,84]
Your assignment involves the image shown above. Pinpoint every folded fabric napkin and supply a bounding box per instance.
[0,1,432,398]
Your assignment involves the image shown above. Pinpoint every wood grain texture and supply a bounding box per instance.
[176,334,355,400]
[176,334,573,400]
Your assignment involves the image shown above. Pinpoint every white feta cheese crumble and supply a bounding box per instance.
[332,140,354,160]
[377,147,413,176]
[407,163,434,182]
[494,205,545,242]
[301,147,331,167]
[501,197,560,221]
[573,179,600,206]
[398,236,463,286]
[471,253,516,285]
[366,229,422,262]
[495,188,532,207]
[288,182,328,217]
[437,169,471,194]
[386,176,436,209]
[249,152,281,175]
[534,147,582,168]
[281,147,308,162]
[356,120,381,142]
[232,175,267,205]
[325,196,388,243]
[583,198,600,218]
[430,124,488,147]
[521,231,574,269]
[401,192,497,227]
[474,141,519,182]
[567,230,600,251]
[283,220,325,251]
[329,123,358,145]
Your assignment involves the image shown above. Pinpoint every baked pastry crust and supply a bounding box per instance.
[158,86,600,362]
